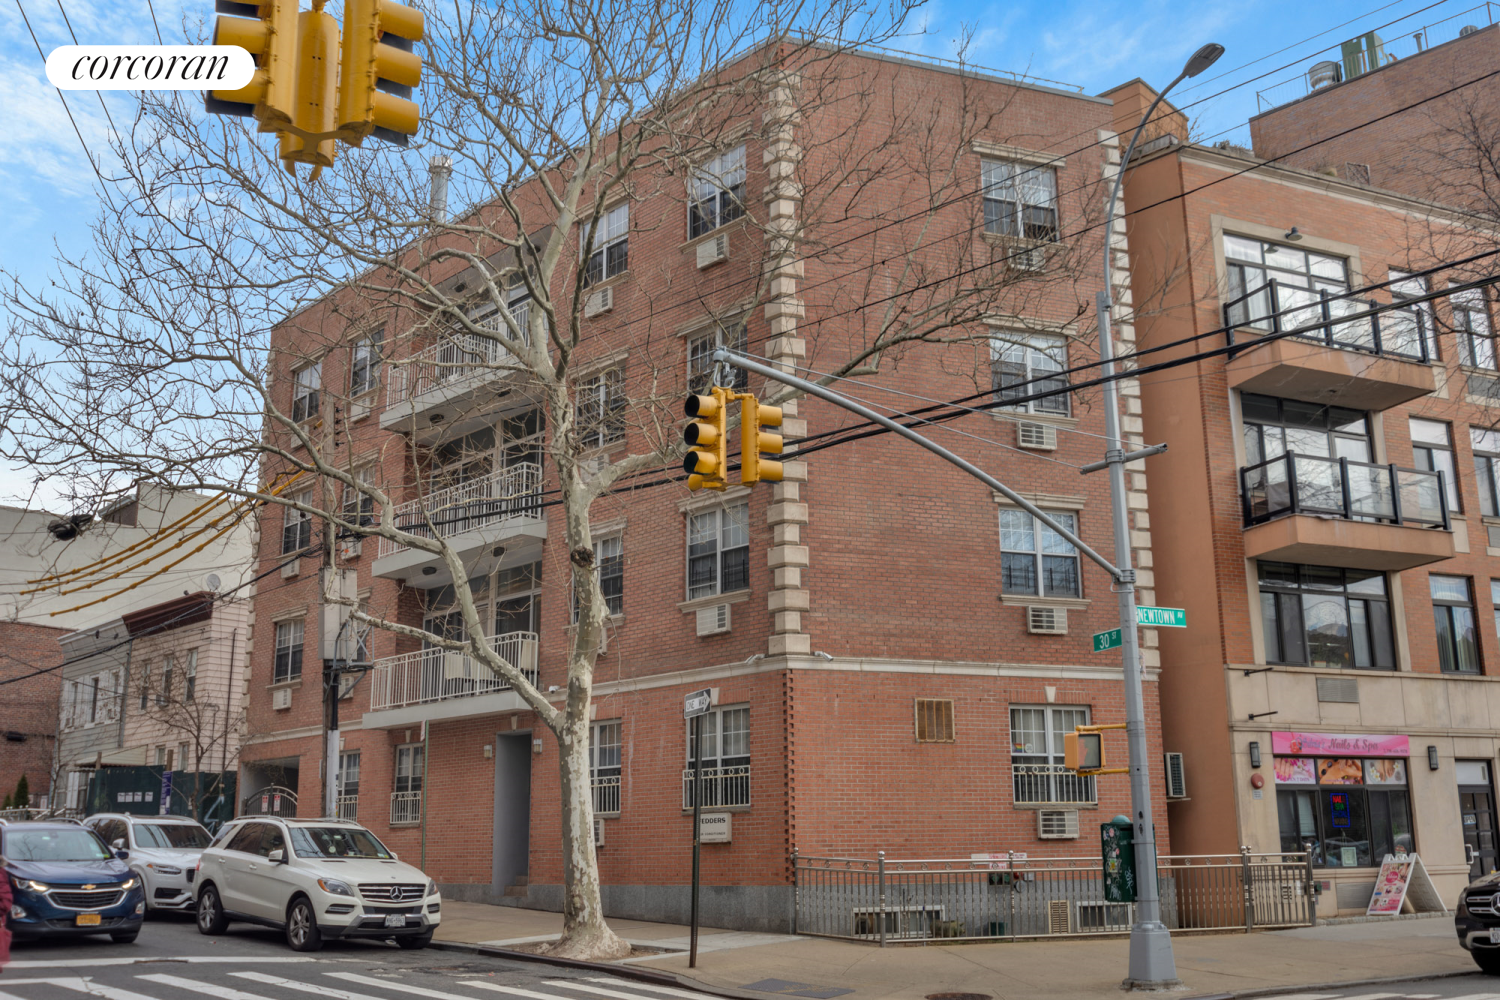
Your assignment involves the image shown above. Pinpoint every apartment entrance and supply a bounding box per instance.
[493,731,532,900]
[1459,759,1499,881]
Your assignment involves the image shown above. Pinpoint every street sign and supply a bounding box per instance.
[159,770,173,816]
[684,688,713,718]
[1136,606,1186,628]
[1093,628,1123,652]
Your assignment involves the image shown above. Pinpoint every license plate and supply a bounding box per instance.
[384,914,406,928]
[1488,928,1500,944]
[75,913,102,926]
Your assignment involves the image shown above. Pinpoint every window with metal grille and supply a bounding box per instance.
[913,699,955,742]
[991,332,1069,415]
[1010,705,1094,805]
[591,721,622,815]
[1000,509,1080,598]
[684,705,749,809]
[687,503,750,599]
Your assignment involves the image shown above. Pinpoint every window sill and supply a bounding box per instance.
[582,272,630,296]
[680,805,751,815]
[678,589,752,614]
[999,594,1090,610]
[679,217,749,253]
[991,411,1078,429]
[389,821,421,828]
[268,679,304,691]
[1011,802,1100,811]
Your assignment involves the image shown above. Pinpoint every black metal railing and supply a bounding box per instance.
[1223,279,1430,363]
[1240,452,1449,530]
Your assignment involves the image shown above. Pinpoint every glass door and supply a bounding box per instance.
[1459,759,1499,881]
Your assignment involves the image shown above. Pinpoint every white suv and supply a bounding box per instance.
[85,813,213,912]
[194,816,440,951]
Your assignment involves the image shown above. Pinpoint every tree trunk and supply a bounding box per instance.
[546,717,628,960]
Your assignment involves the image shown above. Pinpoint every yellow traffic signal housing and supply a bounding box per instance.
[337,0,424,145]
[683,389,729,492]
[740,396,784,485]
[207,0,298,129]
[278,8,340,172]
[1064,731,1103,773]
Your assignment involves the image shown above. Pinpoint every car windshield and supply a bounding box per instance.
[288,826,393,859]
[135,823,211,849]
[5,829,111,862]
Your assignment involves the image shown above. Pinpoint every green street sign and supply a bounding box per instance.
[1092,629,1123,652]
[1137,606,1186,628]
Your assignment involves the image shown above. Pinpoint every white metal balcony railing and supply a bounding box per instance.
[390,790,422,825]
[592,774,621,815]
[376,462,543,559]
[385,304,531,411]
[370,631,540,711]
[1011,763,1098,806]
[336,794,358,820]
[681,765,751,810]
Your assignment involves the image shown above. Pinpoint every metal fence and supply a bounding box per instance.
[793,850,1315,944]
[369,631,539,711]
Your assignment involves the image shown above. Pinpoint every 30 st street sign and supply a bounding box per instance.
[1093,628,1123,652]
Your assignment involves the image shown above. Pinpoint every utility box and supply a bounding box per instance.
[1102,814,1137,903]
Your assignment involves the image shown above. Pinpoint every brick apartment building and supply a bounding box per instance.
[0,619,66,806]
[1120,27,1500,913]
[239,43,1176,933]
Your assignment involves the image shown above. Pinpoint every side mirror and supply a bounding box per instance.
[114,849,129,860]
[390,851,399,861]
[267,849,285,863]
[111,838,125,849]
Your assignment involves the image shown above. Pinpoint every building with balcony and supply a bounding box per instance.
[239,43,1176,934]
[1121,74,1500,915]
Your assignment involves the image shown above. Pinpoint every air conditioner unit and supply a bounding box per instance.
[272,687,292,711]
[593,817,605,846]
[1075,901,1133,931]
[696,603,731,636]
[584,285,614,318]
[1037,809,1079,839]
[1164,752,1187,798]
[1046,899,1071,935]
[1016,421,1058,450]
[696,233,729,269]
[1009,245,1046,272]
[1027,605,1068,635]
[337,537,362,560]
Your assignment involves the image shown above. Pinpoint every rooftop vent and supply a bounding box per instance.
[1308,60,1342,91]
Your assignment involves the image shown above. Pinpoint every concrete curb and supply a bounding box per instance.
[1181,966,1481,1000]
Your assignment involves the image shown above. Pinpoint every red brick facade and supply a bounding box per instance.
[0,621,66,804]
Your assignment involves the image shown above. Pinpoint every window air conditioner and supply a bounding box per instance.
[696,233,729,269]
[1164,751,1187,798]
[593,816,605,846]
[1010,245,1046,272]
[337,537,362,560]
[1037,809,1079,839]
[1016,421,1058,450]
[584,286,614,318]
[1027,605,1068,635]
[696,603,731,636]
[272,687,292,710]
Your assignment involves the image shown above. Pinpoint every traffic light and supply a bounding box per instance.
[1064,731,1104,773]
[279,8,340,172]
[207,0,297,128]
[337,0,424,145]
[739,396,783,485]
[683,389,729,492]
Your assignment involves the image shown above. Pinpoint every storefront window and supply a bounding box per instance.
[1275,756,1413,868]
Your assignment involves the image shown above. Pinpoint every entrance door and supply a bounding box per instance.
[1458,759,1499,881]
[493,732,532,898]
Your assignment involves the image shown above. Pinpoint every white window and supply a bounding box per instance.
[1411,418,1460,514]
[159,654,173,707]
[1009,705,1093,804]
[393,744,424,824]
[155,745,167,767]
[274,619,304,684]
[349,331,382,396]
[582,204,629,285]
[337,751,361,819]
[591,720,622,815]
[991,333,1069,415]
[291,361,321,422]
[687,322,748,394]
[138,660,150,711]
[342,466,377,527]
[1454,287,1495,369]
[1000,509,1080,598]
[88,674,100,724]
[574,535,624,622]
[184,650,197,703]
[281,491,313,554]
[689,145,746,239]
[684,705,749,808]
[177,742,191,771]
[104,669,120,722]
[687,503,750,599]
[494,561,542,635]
[981,160,1058,241]
[577,368,625,449]
[1474,426,1500,517]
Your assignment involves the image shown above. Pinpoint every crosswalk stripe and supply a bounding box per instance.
[582,980,714,1000]
[231,971,394,1000]
[1253,994,1340,1000]
[1336,994,1410,1000]
[459,983,577,1000]
[545,981,706,1000]
[14,975,163,1000]
[137,975,277,1000]
[327,973,483,1000]
[5,960,320,970]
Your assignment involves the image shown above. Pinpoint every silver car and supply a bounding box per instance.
[85,813,213,912]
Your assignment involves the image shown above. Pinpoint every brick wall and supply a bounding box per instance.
[0,621,66,803]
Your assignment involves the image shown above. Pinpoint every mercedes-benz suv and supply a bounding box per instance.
[194,816,440,951]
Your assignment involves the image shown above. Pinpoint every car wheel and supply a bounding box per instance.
[111,930,140,943]
[286,898,323,952]
[197,885,230,935]
[1476,948,1500,975]
[395,931,433,950]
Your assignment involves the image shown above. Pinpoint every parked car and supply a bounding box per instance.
[194,816,440,951]
[2,821,145,943]
[85,813,213,913]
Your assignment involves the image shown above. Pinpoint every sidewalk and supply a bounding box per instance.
[432,901,1477,999]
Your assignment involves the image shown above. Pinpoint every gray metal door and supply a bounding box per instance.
[492,732,532,896]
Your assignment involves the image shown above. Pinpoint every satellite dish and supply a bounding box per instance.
[205,573,222,593]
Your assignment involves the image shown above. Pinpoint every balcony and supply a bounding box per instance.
[372,463,546,587]
[390,791,422,825]
[1240,453,1453,571]
[365,631,539,728]
[381,311,536,441]
[1011,763,1097,806]
[592,774,621,816]
[681,765,751,810]
[1222,280,1435,411]
[336,794,358,820]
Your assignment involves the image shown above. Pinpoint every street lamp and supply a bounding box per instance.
[1094,41,1222,991]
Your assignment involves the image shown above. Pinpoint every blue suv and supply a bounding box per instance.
[3,822,145,943]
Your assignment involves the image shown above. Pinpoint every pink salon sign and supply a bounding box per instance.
[1271,731,1410,757]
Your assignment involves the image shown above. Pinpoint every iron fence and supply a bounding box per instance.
[793,849,1315,944]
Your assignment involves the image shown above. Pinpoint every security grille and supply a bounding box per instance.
[358,883,426,902]
[914,699,955,743]
[1046,899,1071,934]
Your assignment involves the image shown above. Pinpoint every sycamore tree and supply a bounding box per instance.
[0,0,1117,958]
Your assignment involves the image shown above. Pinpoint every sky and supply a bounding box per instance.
[0,0,1490,507]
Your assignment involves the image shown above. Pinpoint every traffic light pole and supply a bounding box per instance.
[713,348,1175,987]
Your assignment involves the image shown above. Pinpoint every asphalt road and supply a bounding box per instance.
[1231,980,1500,1000]
[1,913,717,1000]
